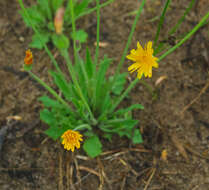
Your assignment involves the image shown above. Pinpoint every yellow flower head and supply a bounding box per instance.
[127,41,158,79]
[24,49,33,65]
[61,130,83,152]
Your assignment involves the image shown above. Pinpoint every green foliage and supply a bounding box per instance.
[19,0,209,158]
[37,50,144,157]
[19,0,91,49]
[83,135,102,158]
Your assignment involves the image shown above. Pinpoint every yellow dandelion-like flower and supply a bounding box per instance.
[24,49,33,65]
[61,130,83,152]
[127,41,158,79]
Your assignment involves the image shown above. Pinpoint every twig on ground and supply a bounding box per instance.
[66,152,71,190]
[74,156,82,188]
[171,133,189,162]
[143,168,156,190]
[76,154,90,160]
[58,149,63,190]
[97,157,112,190]
[184,143,209,160]
[119,158,138,176]
[181,80,209,114]
[66,152,76,190]
[97,158,104,190]
[78,165,100,177]
[120,175,127,190]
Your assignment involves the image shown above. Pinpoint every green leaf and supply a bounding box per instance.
[83,135,102,158]
[100,93,112,113]
[19,6,45,27]
[132,129,143,144]
[29,33,50,49]
[38,96,62,108]
[52,0,64,12]
[84,131,95,137]
[103,133,112,142]
[85,47,94,79]
[71,29,88,43]
[110,73,128,95]
[115,104,144,115]
[49,71,72,101]
[95,56,111,107]
[100,119,139,140]
[74,0,93,16]
[37,0,52,20]
[47,21,55,31]
[40,109,56,125]
[52,34,69,49]
[44,125,67,140]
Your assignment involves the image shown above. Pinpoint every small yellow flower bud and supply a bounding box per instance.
[54,7,65,35]
[24,49,33,65]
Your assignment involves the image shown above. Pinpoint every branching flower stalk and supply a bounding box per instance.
[111,10,209,113]
[18,0,62,74]
[92,0,101,111]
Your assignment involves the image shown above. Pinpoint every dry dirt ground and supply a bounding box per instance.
[0,0,209,189]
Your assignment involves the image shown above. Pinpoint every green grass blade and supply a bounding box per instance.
[113,0,146,84]
[76,0,114,20]
[168,0,195,35]
[153,0,171,47]
[95,0,100,66]
[159,11,209,62]
[94,56,112,111]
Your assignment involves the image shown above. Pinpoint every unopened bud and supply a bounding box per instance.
[54,7,65,35]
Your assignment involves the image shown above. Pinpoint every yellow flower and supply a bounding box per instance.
[24,49,33,65]
[61,130,83,152]
[127,41,158,79]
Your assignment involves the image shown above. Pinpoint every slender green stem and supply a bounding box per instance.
[61,50,97,124]
[18,0,61,74]
[113,0,146,83]
[155,0,195,54]
[67,0,96,123]
[75,0,114,21]
[92,0,101,111]
[28,71,70,109]
[139,80,153,94]
[159,11,209,62]
[168,0,195,35]
[109,11,209,114]
[110,78,139,114]
[95,0,100,65]
[153,0,171,47]
[69,0,77,62]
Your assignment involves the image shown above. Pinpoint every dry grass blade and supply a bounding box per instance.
[181,80,209,114]
[66,152,76,190]
[119,158,138,176]
[143,168,156,190]
[74,156,82,188]
[155,75,167,86]
[120,176,127,190]
[78,166,100,177]
[97,158,104,190]
[58,149,63,190]
[171,133,189,162]
[184,143,209,160]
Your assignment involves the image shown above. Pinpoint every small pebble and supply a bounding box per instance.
[19,36,24,42]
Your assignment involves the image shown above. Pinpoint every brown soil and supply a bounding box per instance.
[0,0,209,189]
